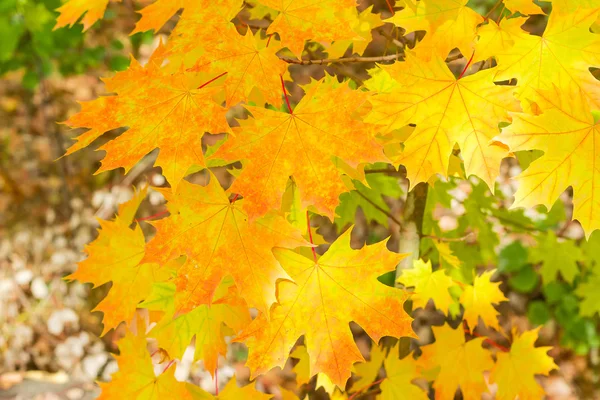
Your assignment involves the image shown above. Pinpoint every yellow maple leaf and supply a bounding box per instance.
[139,279,250,375]
[186,376,271,400]
[351,344,385,391]
[388,0,483,59]
[397,259,458,314]
[66,187,170,335]
[434,242,461,269]
[63,47,229,189]
[54,0,120,31]
[215,75,386,220]
[460,270,507,331]
[503,0,545,15]
[419,324,494,400]
[379,345,428,400]
[142,175,309,316]
[492,7,600,109]
[366,52,520,189]
[498,84,600,236]
[237,229,414,387]
[473,17,527,63]
[260,0,361,56]
[99,327,202,400]
[490,328,557,400]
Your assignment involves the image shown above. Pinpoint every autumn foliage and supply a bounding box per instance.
[53,0,600,398]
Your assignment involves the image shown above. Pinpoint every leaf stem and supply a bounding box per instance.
[136,209,169,222]
[306,211,318,262]
[215,368,219,395]
[197,71,228,89]
[348,378,385,400]
[458,51,475,79]
[280,75,293,114]
[463,322,510,352]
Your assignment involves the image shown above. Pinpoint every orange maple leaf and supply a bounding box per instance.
[142,175,309,316]
[237,228,414,387]
[260,0,361,56]
[215,75,386,220]
[63,47,229,189]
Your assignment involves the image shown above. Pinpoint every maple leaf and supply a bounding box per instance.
[259,0,361,56]
[419,324,494,400]
[473,18,527,63]
[366,52,520,189]
[498,84,600,236]
[237,229,414,386]
[99,327,201,400]
[131,0,242,35]
[503,0,545,15]
[491,7,600,109]
[397,259,458,314]
[460,270,507,331]
[388,0,483,59]
[530,232,583,283]
[63,47,229,189]
[142,175,309,316]
[576,271,600,317]
[379,346,428,400]
[215,75,386,219]
[489,328,557,400]
[324,6,384,59]
[66,187,170,335]
[54,0,120,31]
[139,279,250,375]
[186,27,286,107]
[351,344,385,391]
[186,378,272,400]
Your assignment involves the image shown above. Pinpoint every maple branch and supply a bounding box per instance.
[377,28,405,49]
[348,378,385,400]
[306,211,318,262]
[280,74,293,114]
[279,53,402,65]
[355,189,403,229]
[421,233,474,242]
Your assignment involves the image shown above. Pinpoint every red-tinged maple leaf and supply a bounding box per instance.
[236,228,414,387]
[498,84,600,236]
[185,27,287,107]
[54,0,120,31]
[62,47,229,189]
[142,175,310,316]
[66,187,171,335]
[139,279,250,375]
[259,0,362,56]
[490,328,557,400]
[365,52,520,189]
[215,75,386,220]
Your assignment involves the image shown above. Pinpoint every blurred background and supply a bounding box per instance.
[1,0,599,399]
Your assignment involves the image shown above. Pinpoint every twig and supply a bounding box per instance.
[355,189,403,229]
[348,378,385,400]
[377,28,405,49]
[280,53,402,65]
[421,232,474,242]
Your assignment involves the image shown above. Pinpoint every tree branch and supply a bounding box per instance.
[280,53,402,65]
